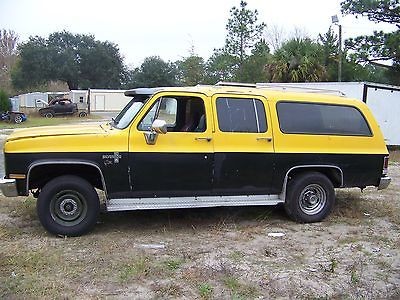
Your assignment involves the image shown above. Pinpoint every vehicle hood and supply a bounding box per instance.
[6,123,109,142]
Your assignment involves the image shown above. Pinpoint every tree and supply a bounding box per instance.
[224,1,266,80]
[318,27,339,81]
[341,0,400,84]
[204,49,238,84]
[265,24,287,52]
[0,29,18,94]
[341,0,399,25]
[0,89,11,112]
[129,56,177,88]
[266,38,327,82]
[12,31,125,90]
[176,47,206,85]
[240,39,271,83]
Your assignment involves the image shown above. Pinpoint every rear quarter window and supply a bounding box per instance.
[277,101,372,136]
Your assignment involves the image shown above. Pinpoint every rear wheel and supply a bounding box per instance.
[284,172,334,223]
[13,114,23,124]
[79,111,87,117]
[37,175,100,236]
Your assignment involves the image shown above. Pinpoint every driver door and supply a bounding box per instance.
[128,92,214,198]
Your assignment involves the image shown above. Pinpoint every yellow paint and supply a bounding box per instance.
[4,123,129,153]
[129,91,214,153]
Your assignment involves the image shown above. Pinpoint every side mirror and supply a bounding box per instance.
[144,119,167,145]
[151,119,167,134]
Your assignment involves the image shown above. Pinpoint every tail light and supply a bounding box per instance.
[383,156,389,176]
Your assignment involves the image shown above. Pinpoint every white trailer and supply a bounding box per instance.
[88,89,128,112]
[258,82,400,146]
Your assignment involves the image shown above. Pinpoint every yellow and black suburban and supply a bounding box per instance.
[0,83,391,236]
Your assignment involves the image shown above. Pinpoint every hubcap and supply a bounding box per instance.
[299,184,326,215]
[50,190,87,226]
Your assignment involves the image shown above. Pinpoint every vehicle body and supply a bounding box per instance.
[39,98,78,118]
[0,84,391,236]
[1,111,27,124]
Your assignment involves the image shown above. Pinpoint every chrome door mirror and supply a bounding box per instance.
[144,119,167,145]
[151,119,167,134]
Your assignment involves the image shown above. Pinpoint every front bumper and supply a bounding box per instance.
[378,176,391,190]
[0,177,18,197]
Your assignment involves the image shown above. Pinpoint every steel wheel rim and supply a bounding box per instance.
[14,115,22,123]
[50,190,87,226]
[299,184,326,215]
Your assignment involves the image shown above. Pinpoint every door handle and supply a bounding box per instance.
[256,137,272,142]
[195,137,212,142]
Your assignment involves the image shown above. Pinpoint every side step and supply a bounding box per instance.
[106,194,283,212]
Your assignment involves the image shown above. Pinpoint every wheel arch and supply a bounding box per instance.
[280,165,343,200]
[27,160,108,197]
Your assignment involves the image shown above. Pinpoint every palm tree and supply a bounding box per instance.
[266,38,327,82]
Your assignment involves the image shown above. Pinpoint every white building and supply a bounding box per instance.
[258,82,400,146]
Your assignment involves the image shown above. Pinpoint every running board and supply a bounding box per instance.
[106,195,283,211]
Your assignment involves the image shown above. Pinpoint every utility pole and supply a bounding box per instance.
[338,23,342,82]
[332,15,342,82]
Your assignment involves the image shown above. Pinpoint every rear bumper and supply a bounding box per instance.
[378,176,391,190]
[0,177,18,197]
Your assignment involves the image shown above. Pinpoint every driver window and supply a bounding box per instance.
[138,96,206,132]
[138,98,177,131]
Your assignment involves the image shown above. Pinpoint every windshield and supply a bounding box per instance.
[112,96,148,129]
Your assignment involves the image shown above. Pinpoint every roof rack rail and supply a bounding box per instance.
[256,83,345,96]
[215,82,256,88]
[215,81,345,96]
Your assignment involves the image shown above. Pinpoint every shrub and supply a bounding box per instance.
[0,89,12,112]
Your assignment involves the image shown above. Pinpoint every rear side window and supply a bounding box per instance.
[216,97,267,133]
[277,101,372,136]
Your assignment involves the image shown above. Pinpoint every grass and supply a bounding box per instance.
[0,249,71,298]
[222,276,259,299]
[163,258,184,271]
[118,256,152,282]
[198,282,213,299]
[0,114,101,129]
[228,250,245,262]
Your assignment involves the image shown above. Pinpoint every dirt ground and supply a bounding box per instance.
[0,161,398,299]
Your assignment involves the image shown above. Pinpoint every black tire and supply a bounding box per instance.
[79,111,87,118]
[37,175,100,236]
[284,172,334,223]
[44,111,54,118]
[13,114,23,124]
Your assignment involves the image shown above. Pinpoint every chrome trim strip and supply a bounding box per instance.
[280,165,344,201]
[26,160,108,197]
[106,194,283,211]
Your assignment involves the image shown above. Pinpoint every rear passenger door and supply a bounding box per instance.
[212,94,275,195]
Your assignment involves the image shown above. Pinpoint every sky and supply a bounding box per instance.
[0,0,397,67]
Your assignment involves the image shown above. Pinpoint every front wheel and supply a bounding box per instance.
[37,175,100,236]
[44,111,54,118]
[284,172,334,223]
